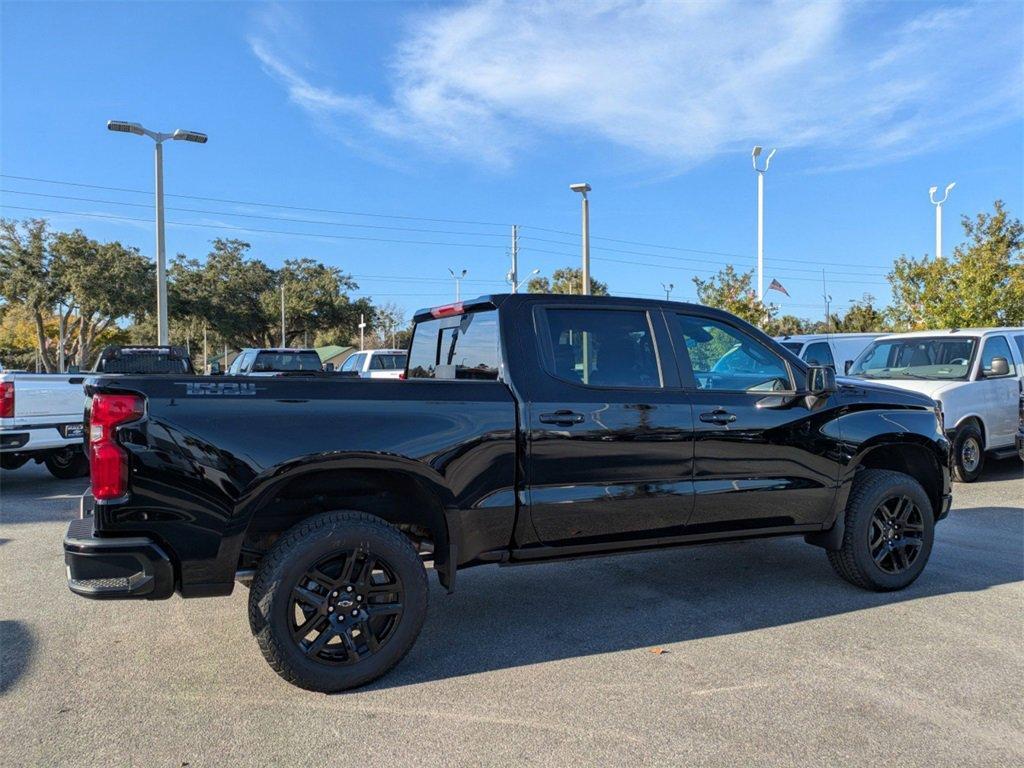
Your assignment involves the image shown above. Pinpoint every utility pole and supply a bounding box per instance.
[280,284,286,347]
[822,269,832,334]
[929,183,955,259]
[107,121,207,345]
[509,225,520,292]
[358,314,366,351]
[752,146,776,301]
[203,327,208,374]
[570,183,592,294]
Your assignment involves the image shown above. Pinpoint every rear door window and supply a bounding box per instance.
[538,308,661,388]
[407,311,501,380]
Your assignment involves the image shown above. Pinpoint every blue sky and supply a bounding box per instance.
[1,0,1022,325]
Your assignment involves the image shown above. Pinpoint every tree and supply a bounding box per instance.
[527,267,608,296]
[0,219,62,371]
[835,293,888,333]
[767,314,811,336]
[50,230,153,367]
[363,302,411,349]
[692,265,776,328]
[888,200,1023,329]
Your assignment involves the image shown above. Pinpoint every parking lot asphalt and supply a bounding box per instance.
[1,460,1022,768]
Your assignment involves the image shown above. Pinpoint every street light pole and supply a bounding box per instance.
[107,120,207,345]
[929,182,955,260]
[358,314,366,351]
[510,268,540,293]
[448,268,467,301]
[570,183,592,295]
[751,146,776,302]
[662,282,674,301]
[280,284,286,346]
[509,225,519,292]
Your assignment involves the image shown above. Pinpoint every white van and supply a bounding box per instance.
[776,333,881,374]
[848,328,1024,482]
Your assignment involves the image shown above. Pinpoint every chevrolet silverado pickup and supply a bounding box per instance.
[65,294,952,692]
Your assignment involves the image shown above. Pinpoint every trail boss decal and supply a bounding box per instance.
[179,382,258,396]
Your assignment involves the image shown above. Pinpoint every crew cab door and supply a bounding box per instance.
[522,303,694,546]
[667,311,838,531]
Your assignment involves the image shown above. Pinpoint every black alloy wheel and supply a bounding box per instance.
[867,495,925,574]
[289,549,405,665]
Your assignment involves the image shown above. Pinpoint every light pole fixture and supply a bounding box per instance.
[751,146,776,302]
[448,268,467,301]
[509,268,540,293]
[107,120,208,345]
[570,182,591,295]
[662,282,674,301]
[928,182,955,260]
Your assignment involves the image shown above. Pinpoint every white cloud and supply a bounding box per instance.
[249,0,1024,170]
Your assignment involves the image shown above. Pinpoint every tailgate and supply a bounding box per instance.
[13,374,86,420]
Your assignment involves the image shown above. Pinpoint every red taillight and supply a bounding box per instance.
[89,393,144,500]
[430,302,464,318]
[0,381,13,418]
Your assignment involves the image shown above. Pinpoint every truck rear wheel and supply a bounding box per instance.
[951,422,984,483]
[827,469,935,591]
[44,447,89,479]
[248,511,428,692]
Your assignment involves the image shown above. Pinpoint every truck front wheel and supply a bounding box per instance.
[248,511,428,692]
[951,422,984,483]
[44,447,90,479]
[827,469,935,591]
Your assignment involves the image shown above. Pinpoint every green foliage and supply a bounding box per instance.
[692,265,777,328]
[834,294,889,332]
[527,267,609,296]
[887,200,1023,329]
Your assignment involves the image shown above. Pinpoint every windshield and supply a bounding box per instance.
[849,337,977,380]
[252,351,323,373]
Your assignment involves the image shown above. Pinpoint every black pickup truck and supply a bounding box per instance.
[65,294,951,692]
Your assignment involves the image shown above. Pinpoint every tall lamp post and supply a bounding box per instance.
[662,282,674,301]
[448,268,467,301]
[569,183,591,295]
[107,120,207,345]
[751,146,776,301]
[929,183,955,260]
[509,268,540,292]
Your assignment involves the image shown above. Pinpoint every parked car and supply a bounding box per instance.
[93,345,194,375]
[776,333,881,373]
[1,370,89,477]
[1016,391,1024,462]
[227,348,325,376]
[338,349,408,379]
[65,294,951,692]
[848,327,1024,481]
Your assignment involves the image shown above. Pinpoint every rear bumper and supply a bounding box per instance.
[0,423,82,454]
[64,515,175,600]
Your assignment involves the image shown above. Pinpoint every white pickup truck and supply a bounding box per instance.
[0,371,89,478]
[848,327,1024,482]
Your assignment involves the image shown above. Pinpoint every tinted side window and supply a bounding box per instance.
[540,308,660,388]
[407,311,500,380]
[981,336,1015,377]
[675,315,792,392]
[1014,335,1024,367]
[340,355,357,372]
[802,341,835,368]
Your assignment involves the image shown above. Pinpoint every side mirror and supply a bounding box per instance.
[844,360,853,375]
[209,361,222,376]
[324,362,335,372]
[986,356,1009,377]
[807,365,836,395]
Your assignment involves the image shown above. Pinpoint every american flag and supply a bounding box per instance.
[768,278,790,297]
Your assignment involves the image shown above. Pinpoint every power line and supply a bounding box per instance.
[0,174,512,228]
[0,205,511,251]
[0,189,513,240]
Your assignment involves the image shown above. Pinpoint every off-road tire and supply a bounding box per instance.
[827,469,935,591]
[44,447,89,479]
[951,422,984,483]
[248,511,428,692]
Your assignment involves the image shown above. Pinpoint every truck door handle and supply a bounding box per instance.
[700,409,737,425]
[539,410,585,426]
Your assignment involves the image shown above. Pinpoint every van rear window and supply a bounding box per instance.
[407,311,500,380]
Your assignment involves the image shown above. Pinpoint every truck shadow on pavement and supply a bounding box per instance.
[371,498,1023,691]
[0,620,35,695]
